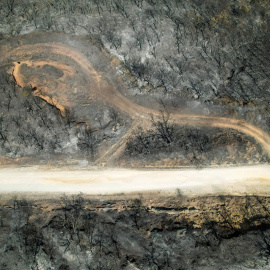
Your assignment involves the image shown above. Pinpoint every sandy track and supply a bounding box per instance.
[0,165,269,195]
[1,33,270,162]
[95,120,142,165]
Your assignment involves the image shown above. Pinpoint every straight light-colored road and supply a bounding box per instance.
[0,165,269,196]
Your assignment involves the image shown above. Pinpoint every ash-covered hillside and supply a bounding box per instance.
[1,0,269,108]
[0,193,270,270]
[0,0,269,167]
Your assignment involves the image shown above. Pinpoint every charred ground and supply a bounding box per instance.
[0,193,270,270]
[0,0,270,167]
[0,1,270,269]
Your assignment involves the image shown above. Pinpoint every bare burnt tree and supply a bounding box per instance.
[150,111,174,144]
[125,198,148,230]
[5,0,16,17]
[78,127,99,161]
[59,194,85,238]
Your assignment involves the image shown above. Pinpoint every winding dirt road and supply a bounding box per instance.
[1,33,270,163]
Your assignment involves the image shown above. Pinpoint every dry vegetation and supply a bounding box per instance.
[0,0,269,167]
[0,193,270,269]
[0,1,270,268]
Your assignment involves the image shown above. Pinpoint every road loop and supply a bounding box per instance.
[1,33,270,158]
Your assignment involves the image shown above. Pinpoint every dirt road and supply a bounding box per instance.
[0,165,269,195]
[2,33,270,161]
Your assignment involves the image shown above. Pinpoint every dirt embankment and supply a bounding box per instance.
[0,192,269,270]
